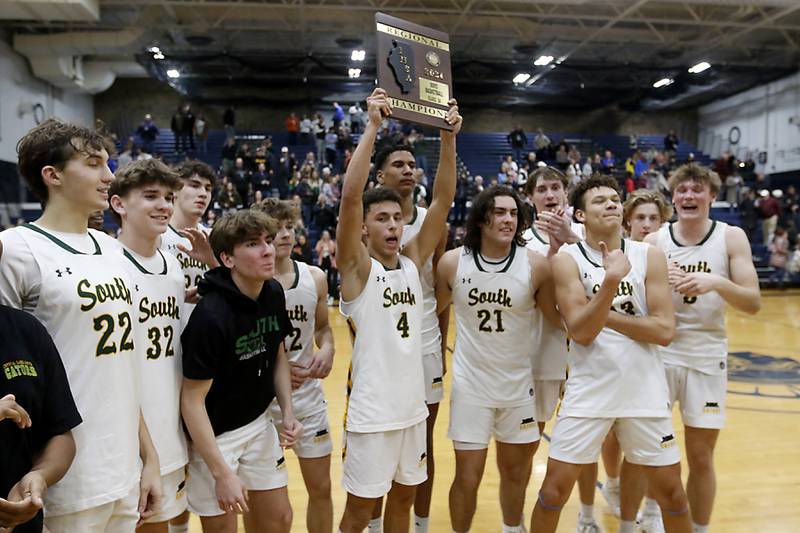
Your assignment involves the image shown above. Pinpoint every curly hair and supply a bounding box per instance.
[17,118,115,205]
[253,197,300,223]
[569,173,621,216]
[463,186,530,254]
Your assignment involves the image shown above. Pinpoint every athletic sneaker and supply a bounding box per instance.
[576,520,603,533]
[600,482,621,517]
[638,510,665,533]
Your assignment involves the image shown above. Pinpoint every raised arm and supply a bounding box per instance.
[336,88,392,300]
[605,246,676,346]
[403,102,462,268]
[551,243,629,346]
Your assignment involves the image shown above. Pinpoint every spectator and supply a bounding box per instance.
[739,188,759,242]
[300,115,313,145]
[285,112,300,145]
[634,151,649,180]
[600,149,616,173]
[714,151,734,181]
[526,151,537,169]
[724,171,743,205]
[182,103,196,152]
[313,193,337,233]
[757,189,781,243]
[195,115,209,156]
[117,138,137,169]
[324,127,338,168]
[768,227,790,288]
[629,133,639,151]
[507,125,527,164]
[204,209,218,227]
[251,162,271,197]
[170,104,185,153]
[230,157,250,202]
[624,171,636,197]
[273,146,295,199]
[555,144,569,170]
[349,102,364,134]
[754,172,771,192]
[292,232,313,264]
[473,175,485,195]
[533,128,551,160]
[332,102,345,128]
[136,113,159,155]
[664,129,679,155]
[294,175,316,227]
[217,181,242,214]
[223,105,235,140]
[582,156,594,178]
[220,137,237,175]
[315,229,338,304]
[313,113,326,163]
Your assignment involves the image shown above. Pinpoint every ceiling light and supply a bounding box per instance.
[688,61,711,74]
[153,52,165,60]
[513,73,531,84]
[351,49,366,62]
[147,46,161,53]
[534,55,554,66]
[348,68,361,78]
[166,69,180,79]
[653,77,674,88]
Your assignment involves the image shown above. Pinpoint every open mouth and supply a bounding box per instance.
[386,236,399,245]
[681,205,698,212]
[544,202,559,210]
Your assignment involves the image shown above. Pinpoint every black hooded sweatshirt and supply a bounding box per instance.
[182,267,289,436]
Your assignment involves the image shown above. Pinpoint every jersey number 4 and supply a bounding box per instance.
[396,312,410,338]
[477,309,505,332]
[93,312,135,357]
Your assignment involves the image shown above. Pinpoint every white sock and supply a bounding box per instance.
[619,520,636,533]
[414,515,429,533]
[644,497,661,514]
[693,524,709,533]
[368,517,383,532]
[579,504,594,522]
[168,524,189,533]
[501,523,523,533]
[605,476,620,489]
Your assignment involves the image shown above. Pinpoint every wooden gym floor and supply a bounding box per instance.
[191,289,800,532]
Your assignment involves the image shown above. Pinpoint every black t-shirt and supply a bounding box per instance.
[0,305,82,533]
[182,269,290,436]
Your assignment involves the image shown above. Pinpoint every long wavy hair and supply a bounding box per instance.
[463,186,530,254]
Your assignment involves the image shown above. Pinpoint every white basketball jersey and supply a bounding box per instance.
[560,239,670,418]
[269,261,326,420]
[400,206,441,354]
[160,223,210,318]
[5,225,140,516]
[522,223,583,381]
[122,247,188,476]
[655,221,730,375]
[339,256,427,432]
[451,245,536,407]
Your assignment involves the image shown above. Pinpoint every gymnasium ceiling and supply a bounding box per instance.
[2,0,800,110]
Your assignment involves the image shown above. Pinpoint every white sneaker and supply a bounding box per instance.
[576,519,603,533]
[600,482,621,518]
[638,511,665,533]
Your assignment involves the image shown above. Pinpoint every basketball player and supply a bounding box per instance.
[109,159,189,533]
[522,167,605,532]
[644,164,760,533]
[597,189,674,530]
[436,186,560,533]
[0,119,161,532]
[372,142,449,533]
[336,88,460,533]
[256,198,336,533]
[531,175,692,533]
[160,159,218,318]
[181,209,302,533]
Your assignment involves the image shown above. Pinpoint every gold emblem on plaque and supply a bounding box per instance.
[425,51,441,67]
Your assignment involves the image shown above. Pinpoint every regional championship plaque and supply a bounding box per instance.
[375,12,454,131]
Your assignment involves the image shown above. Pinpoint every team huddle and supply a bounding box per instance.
[0,88,760,533]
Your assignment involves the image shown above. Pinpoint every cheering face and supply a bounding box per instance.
[113,184,175,240]
[363,200,404,257]
[176,174,213,219]
[530,178,567,214]
[378,151,417,197]
[273,218,296,260]
[222,232,276,281]
[576,186,623,233]
[627,202,662,242]
[672,179,713,221]
[480,195,519,248]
